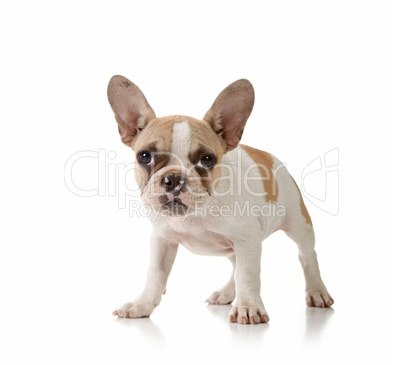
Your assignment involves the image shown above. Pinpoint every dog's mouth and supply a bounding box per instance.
[162,198,188,216]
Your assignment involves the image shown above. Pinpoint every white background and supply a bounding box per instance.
[0,1,398,364]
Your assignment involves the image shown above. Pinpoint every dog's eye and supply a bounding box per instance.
[197,154,215,169]
[138,151,155,165]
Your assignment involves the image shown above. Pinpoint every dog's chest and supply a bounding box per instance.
[162,229,234,256]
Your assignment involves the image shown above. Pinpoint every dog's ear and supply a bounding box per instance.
[107,75,156,146]
[203,79,254,152]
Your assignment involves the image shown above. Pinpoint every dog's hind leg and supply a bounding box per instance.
[284,180,334,308]
[205,254,236,305]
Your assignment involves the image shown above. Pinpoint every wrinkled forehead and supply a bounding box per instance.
[133,115,224,161]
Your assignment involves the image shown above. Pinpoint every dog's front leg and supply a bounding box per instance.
[229,240,269,324]
[113,232,178,318]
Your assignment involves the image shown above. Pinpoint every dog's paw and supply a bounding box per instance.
[305,287,334,308]
[112,300,156,318]
[205,289,235,305]
[229,303,269,324]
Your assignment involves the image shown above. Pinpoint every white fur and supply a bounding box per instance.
[171,121,191,166]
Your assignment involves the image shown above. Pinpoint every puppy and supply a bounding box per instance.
[108,76,333,324]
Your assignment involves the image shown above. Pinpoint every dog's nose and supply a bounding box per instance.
[161,174,186,194]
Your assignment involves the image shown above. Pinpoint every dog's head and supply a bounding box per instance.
[107,76,254,217]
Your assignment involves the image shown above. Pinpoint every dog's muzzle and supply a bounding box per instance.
[158,171,189,216]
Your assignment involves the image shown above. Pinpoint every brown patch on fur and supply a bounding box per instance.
[187,119,225,160]
[132,117,175,151]
[240,144,278,204]
[186,118,225,193]
[131,117,174,188]
[290,177,313,226]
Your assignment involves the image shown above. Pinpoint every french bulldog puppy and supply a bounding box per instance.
[108,76,333,324]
